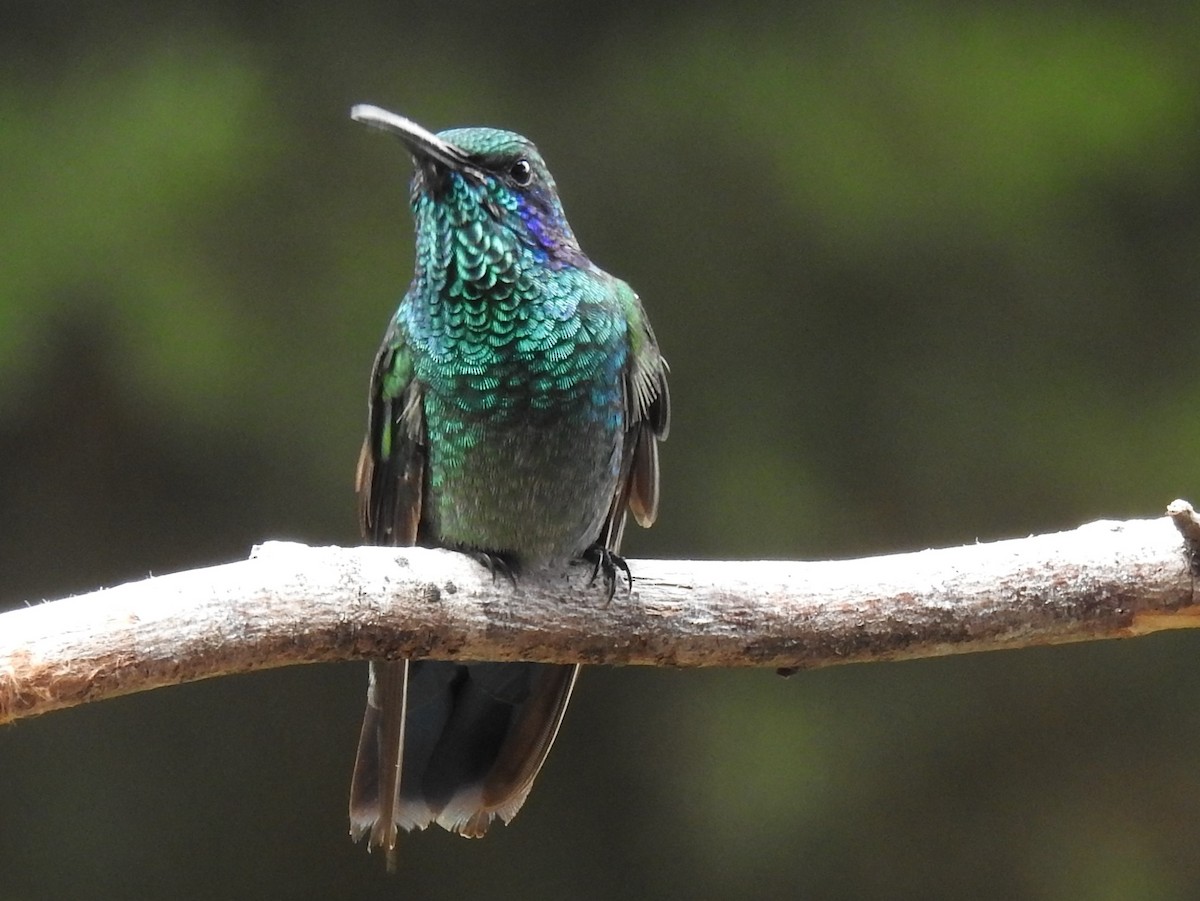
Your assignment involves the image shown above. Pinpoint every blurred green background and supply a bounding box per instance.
[3,3,1200,899]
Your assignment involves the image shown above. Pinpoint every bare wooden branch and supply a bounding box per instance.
[2,505,1198,726]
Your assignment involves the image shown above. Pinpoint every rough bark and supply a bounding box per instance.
[2,504,1199,726]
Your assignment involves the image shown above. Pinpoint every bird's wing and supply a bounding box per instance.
[603,282,670,548]
[349,320,424,862]
[354,320,425,545]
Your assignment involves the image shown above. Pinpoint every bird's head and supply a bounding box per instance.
[352,105,585,271]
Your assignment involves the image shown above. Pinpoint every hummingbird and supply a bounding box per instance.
[347,105,670,864]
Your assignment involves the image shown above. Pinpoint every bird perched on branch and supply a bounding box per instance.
[347,105,670,866]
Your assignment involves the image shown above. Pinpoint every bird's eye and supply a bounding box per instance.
[509,159,533,186]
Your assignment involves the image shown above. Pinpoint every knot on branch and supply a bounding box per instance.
[1167,499,1200,581]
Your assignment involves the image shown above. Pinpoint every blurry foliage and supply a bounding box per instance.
[3,2,1200,899]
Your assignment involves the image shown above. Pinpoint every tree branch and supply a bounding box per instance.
[3,503,1199,726]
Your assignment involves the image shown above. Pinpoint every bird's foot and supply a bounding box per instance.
[582,544,632,602]
[469,551,519,587]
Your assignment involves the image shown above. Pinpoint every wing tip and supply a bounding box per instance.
[627,427,660,528]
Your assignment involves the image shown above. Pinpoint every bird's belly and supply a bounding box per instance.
[422,395,623,564]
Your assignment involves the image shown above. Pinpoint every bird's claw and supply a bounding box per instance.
[583,545,632,602]
[470,551,518,587]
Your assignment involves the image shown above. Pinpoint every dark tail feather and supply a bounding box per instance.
[349,660,408,869]
[417,661,579,837]
[349,660,578,844]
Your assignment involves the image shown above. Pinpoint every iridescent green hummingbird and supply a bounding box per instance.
[347,105,670,863]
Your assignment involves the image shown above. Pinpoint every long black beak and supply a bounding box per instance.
[350,104,476,175]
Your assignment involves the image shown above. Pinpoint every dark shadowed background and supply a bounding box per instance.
[4,3,1200,899]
